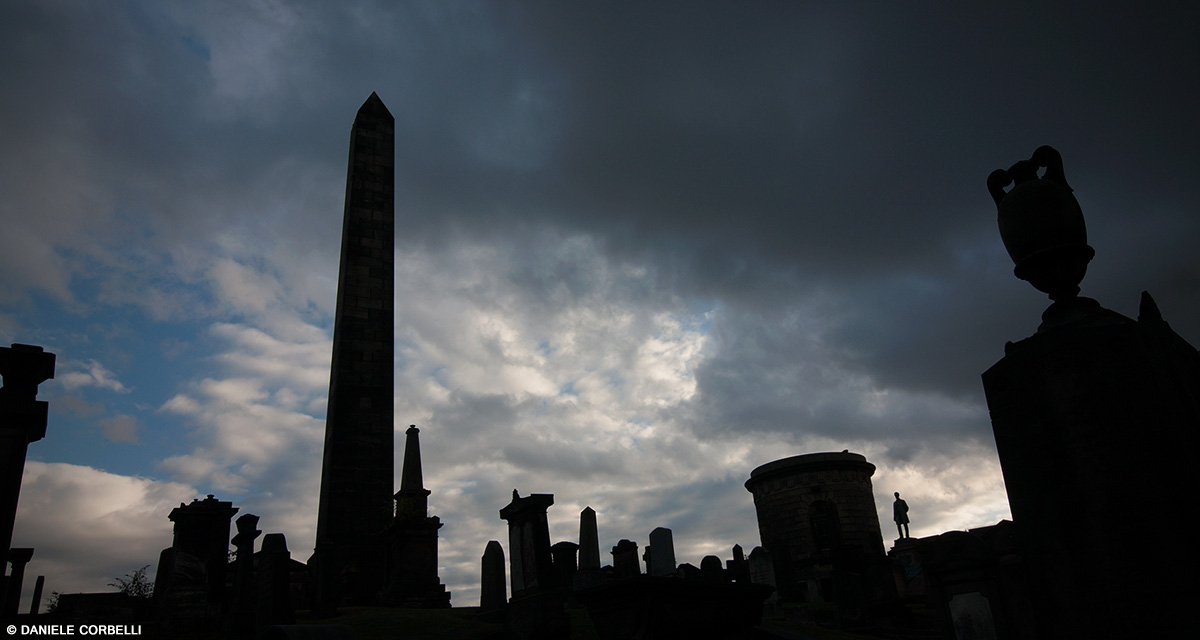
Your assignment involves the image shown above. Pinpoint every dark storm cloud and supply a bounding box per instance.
[64,0,1193,444]
[10,2,1195,310]
[3,0,1195,453]
[381,3,1199,289]
[370,3,1200,440]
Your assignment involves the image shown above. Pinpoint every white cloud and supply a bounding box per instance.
[97,413,140,443]
[53,395,105,419]
[153,314,329,557]
[12,462,200,611]
[209,323,334,393]
[869,441,1013,540]
[55,359,131,393]
[209,258,286,317]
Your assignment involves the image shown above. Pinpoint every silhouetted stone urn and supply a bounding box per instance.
[987,145,1094,302]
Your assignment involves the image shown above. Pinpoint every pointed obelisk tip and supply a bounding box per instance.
[399,425,425,491]
[358,91,393,119]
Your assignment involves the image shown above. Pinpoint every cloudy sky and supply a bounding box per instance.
[3,1,1198,610]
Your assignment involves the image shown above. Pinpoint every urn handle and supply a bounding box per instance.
[988,145,1073,206]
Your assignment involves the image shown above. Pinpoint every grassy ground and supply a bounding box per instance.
[288,601,941,639]
[294,606,600,640]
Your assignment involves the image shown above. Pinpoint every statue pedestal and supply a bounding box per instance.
[982,296,1199,638]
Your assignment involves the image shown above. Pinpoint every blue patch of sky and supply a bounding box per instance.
[122,0,211,69]
[427,364,450,389]
[180,32,211,62]
[18,288,210,480]
[685,297,718,333]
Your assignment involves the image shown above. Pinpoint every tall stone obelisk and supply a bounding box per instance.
[312,92,395,610]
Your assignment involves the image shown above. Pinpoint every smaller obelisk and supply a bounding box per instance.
[395,425,430,522]
[381,426,450,607]
[578,507,600,570]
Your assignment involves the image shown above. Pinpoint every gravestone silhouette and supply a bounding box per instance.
[611,539,640,579]
[646,527,676,577]
[499,491,568,640]
[0,343,54,610]
[479,540,507,622]
[153,495,238,630]
[227,513,261,639]
[256,533,296,634]
[3,547,33,616]
[577,507,600,570]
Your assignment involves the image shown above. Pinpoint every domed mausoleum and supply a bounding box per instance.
[745,451,885,602]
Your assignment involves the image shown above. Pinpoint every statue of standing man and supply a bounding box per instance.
[893,492,910,539]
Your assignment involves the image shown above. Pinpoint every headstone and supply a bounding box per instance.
[227,514,261,639]
[748,547,779,605]
[499,491,557,596]
[3,547,33,616]
[257,533,296,636]
[727,544,751,583]
[647,527,676,577]
[479,540,506,623]
[949,592,998,640]
[700,555,726,583]
[578,507,600,570]
[550,541,578,592]
[611,540,639,578]
[676,563,701,581]
[498,491,567,639]
[154,494,238,628]
[29,574,44,614]
[313,92,396,611]
[0,344,54,593]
